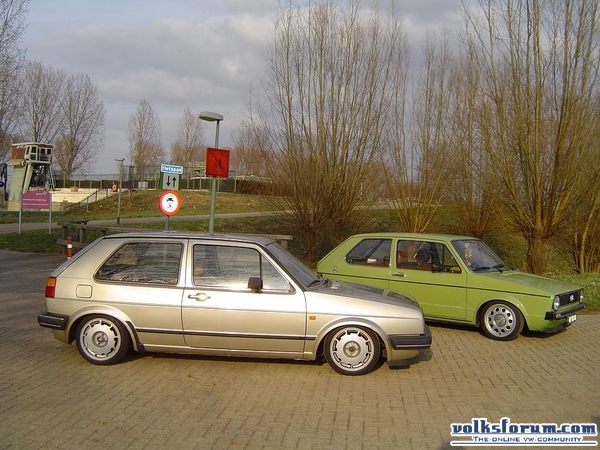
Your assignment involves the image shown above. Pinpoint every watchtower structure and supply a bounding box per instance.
[6,142,56,211]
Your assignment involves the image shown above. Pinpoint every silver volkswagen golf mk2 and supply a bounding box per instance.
[38,232,431,375]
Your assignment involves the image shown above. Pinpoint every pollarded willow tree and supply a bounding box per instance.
[463,0,600,274]
[382,31,451,233]
[252,0,409,261]
[442,40,501,239]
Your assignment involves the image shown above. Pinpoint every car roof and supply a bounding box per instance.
[347,232,477,241]
[101,231,277,246]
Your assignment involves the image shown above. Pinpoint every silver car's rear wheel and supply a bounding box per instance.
[324,326,381,375]
[480,301,524,341]
[76,315,130,365]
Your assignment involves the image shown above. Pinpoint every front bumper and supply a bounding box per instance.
[38,312,69,330]
[544,303,585,320]
[389,324,432,350]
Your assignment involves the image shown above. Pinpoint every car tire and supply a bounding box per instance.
[76,315,131,365]
[324,326,381,375]
[480,301,524,341]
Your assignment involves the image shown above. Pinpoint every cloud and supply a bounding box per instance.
[22,0,466,174]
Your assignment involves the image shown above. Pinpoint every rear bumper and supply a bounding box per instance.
[544,303,585,320]
[389,325,432,350]
[38,312,69,330]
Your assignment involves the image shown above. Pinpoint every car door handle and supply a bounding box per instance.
[392,272,406,278]
[188,292,210,302]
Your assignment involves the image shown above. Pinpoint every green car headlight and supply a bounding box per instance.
[553,295,561,311]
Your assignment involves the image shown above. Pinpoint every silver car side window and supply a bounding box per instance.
[193,244,290,292]
[96,242,183,285]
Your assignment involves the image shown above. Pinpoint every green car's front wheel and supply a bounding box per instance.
[480,301,524,340]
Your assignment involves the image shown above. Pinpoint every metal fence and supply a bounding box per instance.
[56,173,272,194]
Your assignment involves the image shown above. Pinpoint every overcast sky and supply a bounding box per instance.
[22,0,466,174]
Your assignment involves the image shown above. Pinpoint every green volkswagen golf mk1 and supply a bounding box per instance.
[317,233,585,341]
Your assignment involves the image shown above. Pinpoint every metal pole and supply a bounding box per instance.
[208,120,220,235]
[115,159,124,225]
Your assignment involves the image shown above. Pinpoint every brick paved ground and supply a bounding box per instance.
[0,250,598,450]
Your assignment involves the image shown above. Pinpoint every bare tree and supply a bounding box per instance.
[51,73,105,178]
[169,107,205,171]
[128,99,163,180]
[0,0,28,158]
[253,0,409,261]
[232,121,270,178]
[563,103,600,273]
[383,32,451,233]
[19,61,66,143]
[463,0,600,274]
[443,43,501,238]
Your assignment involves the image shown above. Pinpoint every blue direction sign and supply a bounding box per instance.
[160,164,184,175]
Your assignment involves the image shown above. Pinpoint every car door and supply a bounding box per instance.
[338,237,393,289]
[182,241,307,357]
[390,239,468,321]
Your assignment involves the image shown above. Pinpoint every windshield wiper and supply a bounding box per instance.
[307,278,325,288]
[473,264,508,272]
[492,264,508,272]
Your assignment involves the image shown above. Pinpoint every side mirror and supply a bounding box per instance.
[248,277,263,292]
[432,263,443,273]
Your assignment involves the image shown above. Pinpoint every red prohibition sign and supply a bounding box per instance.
[158,190,182,216]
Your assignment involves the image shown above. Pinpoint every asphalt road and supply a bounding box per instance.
[0,249,598,449]
[0,211,274,234]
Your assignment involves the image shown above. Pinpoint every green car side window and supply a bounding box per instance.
[436,243,462,273]
[345,239,391,267]
[397,240,433,270]
[397,241,461,273]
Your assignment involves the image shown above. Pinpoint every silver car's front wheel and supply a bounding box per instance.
[76,315,131,365]
[480,301,524,341]
[324,326,381,375]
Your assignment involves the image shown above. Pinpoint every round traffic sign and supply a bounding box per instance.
[158,190,182,216]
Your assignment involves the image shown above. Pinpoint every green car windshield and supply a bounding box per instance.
[451,239,507,272]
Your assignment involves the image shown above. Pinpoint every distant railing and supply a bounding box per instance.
[56,221,293,256]
[54,175,273,196]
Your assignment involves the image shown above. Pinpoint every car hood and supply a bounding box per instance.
[308,278,423,314]
[473,271,582,296]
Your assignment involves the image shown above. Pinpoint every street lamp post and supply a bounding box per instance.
[115,158,124,225]
[198,111,223,234]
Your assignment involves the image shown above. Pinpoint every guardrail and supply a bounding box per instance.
[56,221,293,256]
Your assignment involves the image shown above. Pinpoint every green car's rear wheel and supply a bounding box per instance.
[480,301,524,341]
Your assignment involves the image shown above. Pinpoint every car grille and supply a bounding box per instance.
[558,290,582,307]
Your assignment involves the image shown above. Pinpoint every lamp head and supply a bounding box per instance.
[199,111,223,122]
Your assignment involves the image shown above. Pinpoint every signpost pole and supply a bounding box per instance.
[18,193,22,235]
[48,193,52,234]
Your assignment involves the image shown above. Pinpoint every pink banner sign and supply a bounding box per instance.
[22,190,51,210]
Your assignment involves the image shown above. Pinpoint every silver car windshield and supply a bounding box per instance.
[265,241,320,289]
[451,239,507,272]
